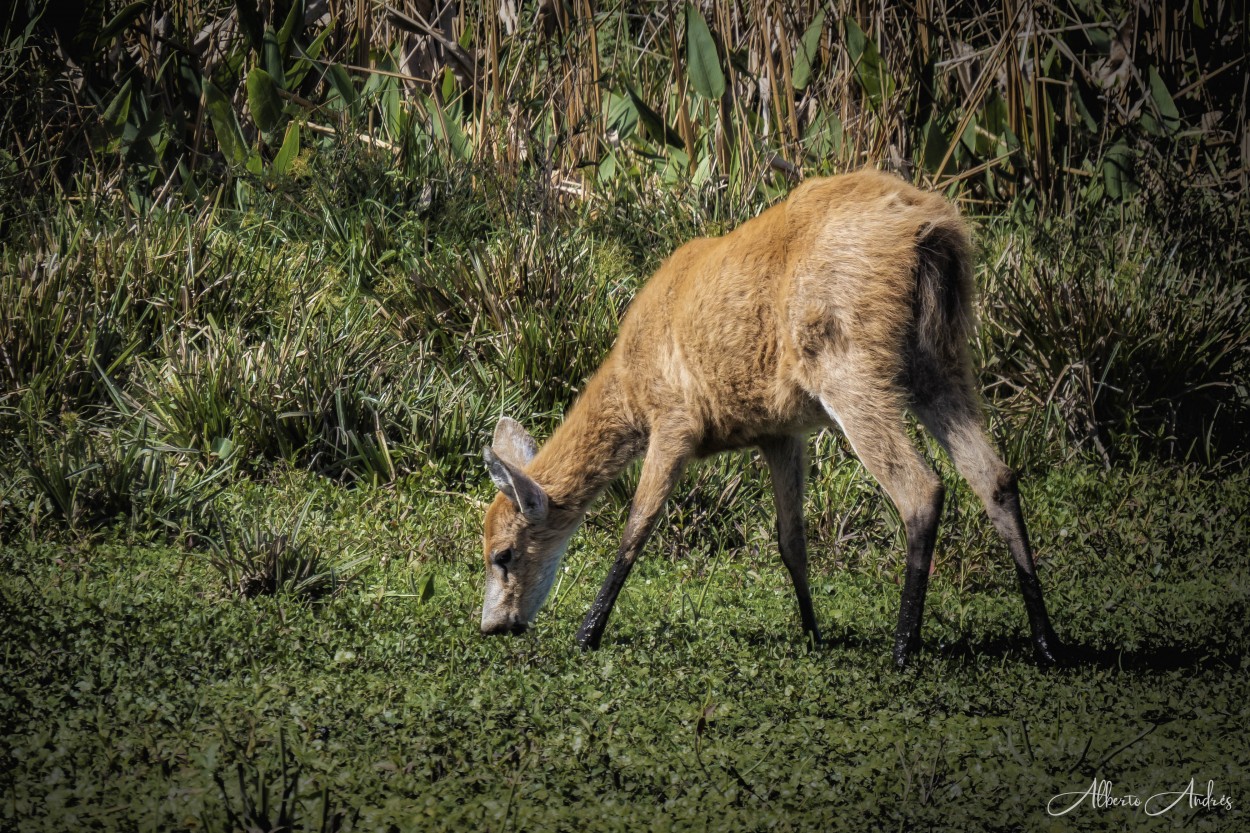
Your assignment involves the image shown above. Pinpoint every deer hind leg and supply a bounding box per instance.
[911,373,1063,665]
[760,435,821,644]
[817,381,945,669]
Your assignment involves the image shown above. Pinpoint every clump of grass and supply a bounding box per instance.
[6,409,229,540]
[979,207,1250,466]
[204,498,366,600]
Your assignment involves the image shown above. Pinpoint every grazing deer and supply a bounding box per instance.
[479,169,1062,667]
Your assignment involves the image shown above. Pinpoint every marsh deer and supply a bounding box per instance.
[479,169,1062,667]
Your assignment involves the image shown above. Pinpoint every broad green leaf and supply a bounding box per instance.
[427,94,469,161]
[203,81,247,164]
[419,574,435,604]
[1072,85,1098,133]
[327,64,358,115]
[624,82,683,148]
[845,18,894,106]
[98,0,150,44]
[247,68,284,134]
[277,0,304,56]
[792,10,824,90]
[921,117,949,175]
[598,150,618,183]
[263,28,285,87]
[287,26,331,90]
[377,53,403,140]
[604,91,638,140]
[685,4,725,100]
[802,107,842,158]
[660,147,690,184]
[1192,0,1204,28]
[1102,141,1137,200]
[1148,67,1181,134]
[233,0,263,53]
[102,79,133,136]
[1086,26,1111,52]
[273,121,300,175]
[845,16,866,63]
[982,89,1007,138]
[441,67,458,103]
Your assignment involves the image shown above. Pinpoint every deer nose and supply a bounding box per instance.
[481,619,528,636]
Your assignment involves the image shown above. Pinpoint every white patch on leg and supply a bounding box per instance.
[820,398,862,459]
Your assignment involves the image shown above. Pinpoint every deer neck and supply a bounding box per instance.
[528,364,643,514]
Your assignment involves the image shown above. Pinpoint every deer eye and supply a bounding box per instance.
[492,548,514,570]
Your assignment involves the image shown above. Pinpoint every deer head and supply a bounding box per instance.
[480,417,575,635]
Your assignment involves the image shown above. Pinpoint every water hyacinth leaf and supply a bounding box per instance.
[247,68,284,134]
[685,3,724,100]
[273,121,300,175]
[102,79,133,136]
[203,81,247,164]
[792,10,825,90]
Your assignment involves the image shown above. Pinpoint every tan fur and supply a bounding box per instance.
[479,169,1059,664]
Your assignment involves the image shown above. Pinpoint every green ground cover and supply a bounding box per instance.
[3,461,1247,831]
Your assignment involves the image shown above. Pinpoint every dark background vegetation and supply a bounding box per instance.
[1,1,1247,830]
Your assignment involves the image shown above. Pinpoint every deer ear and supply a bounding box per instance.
[492,417,539,465]
[484,445,549,523]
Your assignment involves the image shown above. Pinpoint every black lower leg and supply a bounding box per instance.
[777,525,821,645]
[576,556,635,650]
[991,472,1063,665]
[794,584,821,645]
[787,567,822,645]
[1016,565,1062,665]
[893,564,930,667]
[893,491,942,669]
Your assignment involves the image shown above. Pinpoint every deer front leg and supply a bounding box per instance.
[760,435,822,644]
[576,435,689,650]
